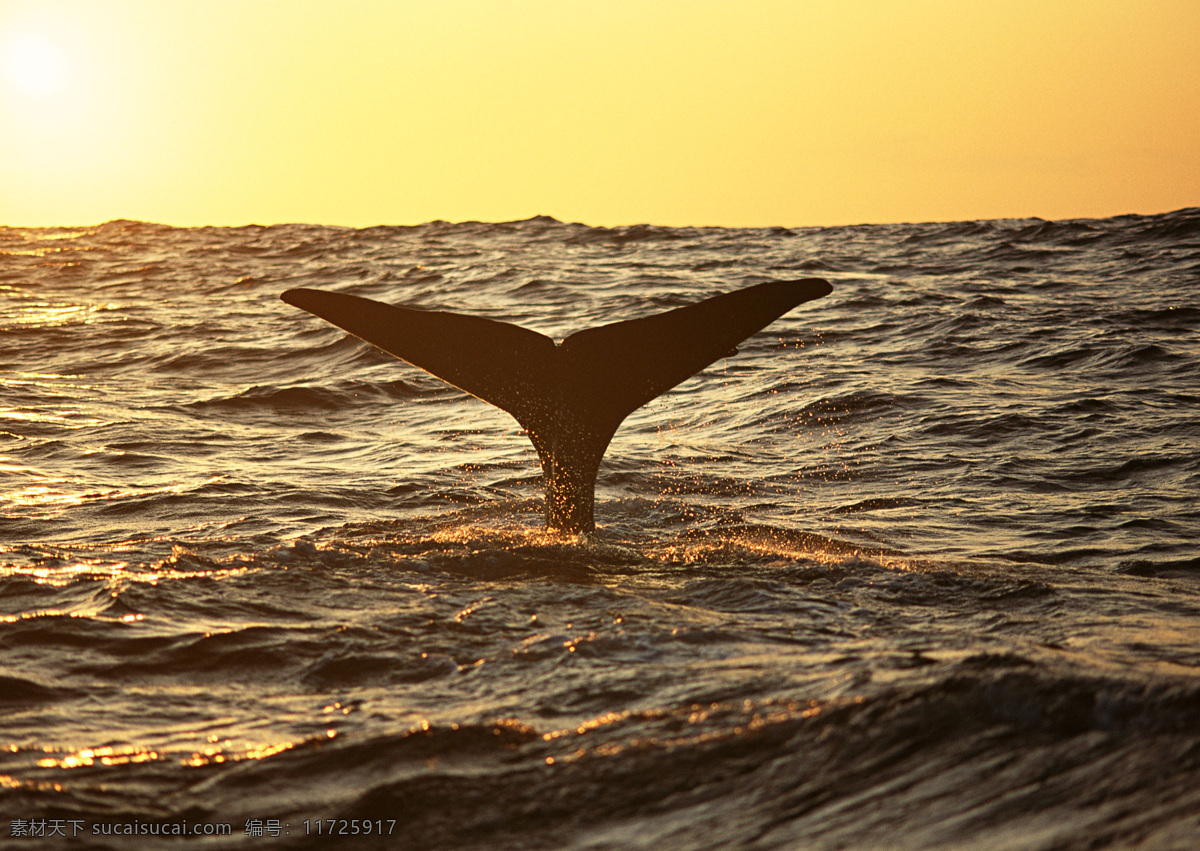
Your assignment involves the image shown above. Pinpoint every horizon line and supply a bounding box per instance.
[4,206,1197,233]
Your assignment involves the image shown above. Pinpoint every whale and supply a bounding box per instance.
[281,278,831,533]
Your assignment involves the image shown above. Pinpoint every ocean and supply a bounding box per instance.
[2,210,1198,848]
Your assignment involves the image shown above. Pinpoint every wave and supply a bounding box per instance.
[180,380,425,413]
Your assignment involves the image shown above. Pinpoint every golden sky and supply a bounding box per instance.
[3,0,1197,228]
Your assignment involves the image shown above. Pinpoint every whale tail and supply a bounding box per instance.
[281,279,831,532]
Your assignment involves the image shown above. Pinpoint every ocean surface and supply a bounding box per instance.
[2,210,1198,848]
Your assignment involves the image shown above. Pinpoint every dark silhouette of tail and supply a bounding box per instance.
[282,279,831,532]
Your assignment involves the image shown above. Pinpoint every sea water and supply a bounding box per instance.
[2,211,1198,848]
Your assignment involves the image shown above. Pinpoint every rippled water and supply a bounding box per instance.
[2,211,1198,848]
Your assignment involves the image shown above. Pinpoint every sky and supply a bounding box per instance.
[2,0,1197,228]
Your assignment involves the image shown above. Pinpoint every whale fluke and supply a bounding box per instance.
[282,279,831,533]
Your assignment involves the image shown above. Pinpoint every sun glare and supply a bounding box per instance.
[3,33,69,98]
